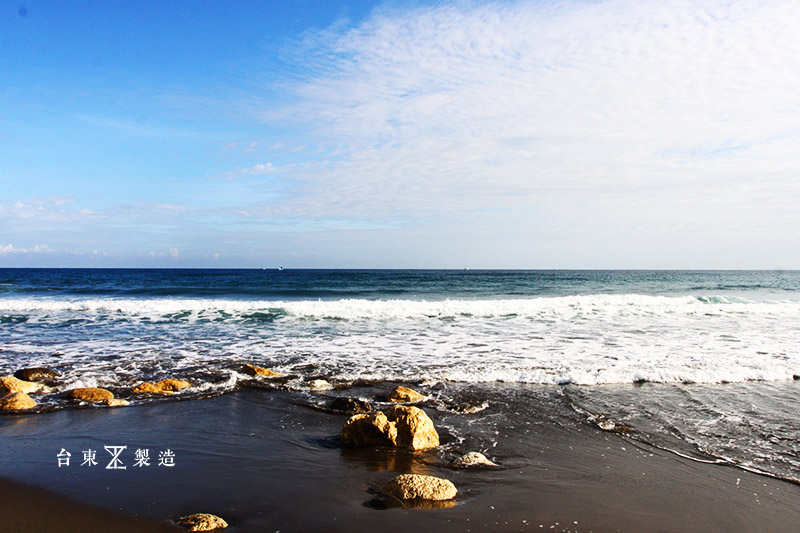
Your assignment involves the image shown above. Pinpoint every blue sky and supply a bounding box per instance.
[2,0,799,268]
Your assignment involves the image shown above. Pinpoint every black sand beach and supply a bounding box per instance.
[2,385,800,532]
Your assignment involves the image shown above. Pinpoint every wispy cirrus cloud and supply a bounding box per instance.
[254,0,800,245]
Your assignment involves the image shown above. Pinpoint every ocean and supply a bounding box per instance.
[2,268,799,487]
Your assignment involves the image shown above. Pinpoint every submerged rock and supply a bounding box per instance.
[69,387,114,403]
[243,363,283,378]
[387,385,426,403]
[329,397,372,414]
[340,405,439,450]
[0,376,43,395]
[452,451,496,467]
[13,367,59,382]
[0,391,36,410]
[176,512,228,531]
[382,474,457,501]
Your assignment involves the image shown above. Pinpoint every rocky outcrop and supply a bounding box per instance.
[132,378,191,395]
[0,376,44,395]
[452,451,496,467]
[13,367,59,382]
[329,397,372,414]
[340,405,439,450]
[387,385,426,403]
[0,391,36,410]
[382,474,457,501]
[242,364,283,377]
[176,513,228,531]
[69,387,114,403]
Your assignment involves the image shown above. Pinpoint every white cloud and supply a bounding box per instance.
[0,243,51,254]
[260,0,800,246]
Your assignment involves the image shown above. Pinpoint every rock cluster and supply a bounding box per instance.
[341,405,439,450]
[132,378,191,395]
[176,512,228,531]
[242,364,282,377]
[382,474,458,501]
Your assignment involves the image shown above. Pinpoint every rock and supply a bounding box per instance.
[13,367,59,382]
[243,364,282,378]
[386,405,440,450]
[0,375,43,395]
[307,379,332,390]
[382,474,457,501]
[452,451,496,467]
[155,378,191,392]
[341,406,439,451]
[0,391,36,410]
[102,398,130,407]
[341,412,398,447]
[330,397,372,414]
[132,382,173,395]
[387,385,426,403]
[69,387,114,403]
[176,512,228,531]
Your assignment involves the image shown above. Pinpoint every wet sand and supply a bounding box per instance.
[2,386,800,532]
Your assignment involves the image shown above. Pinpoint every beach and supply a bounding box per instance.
[3,269,800,531]
[3,383,800,532]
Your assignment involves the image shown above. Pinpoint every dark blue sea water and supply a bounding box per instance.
[2,269,800,483]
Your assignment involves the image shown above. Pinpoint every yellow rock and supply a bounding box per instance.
[176,512,228,531]
[242,364,283,377]
[70,387,114,403]
[132,382,172,394]
[0,375,43,395]
[382,474,457,501]
[387,385,426,403]
[452,451,497,467]
[341,405,439,451]
[387,405,440,450]
[341,412,398,447]
[0,391,36,410]
[156,378,191,391]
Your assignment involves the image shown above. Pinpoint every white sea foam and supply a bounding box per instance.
[2,294,799,387]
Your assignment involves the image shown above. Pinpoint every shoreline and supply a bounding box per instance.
[2,386,800,532]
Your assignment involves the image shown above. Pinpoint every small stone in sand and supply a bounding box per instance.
[452,451,497,467]
[0,391,36,410]
[387,385,426,403]
[382,474,457,501]
[176,512,228,531]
